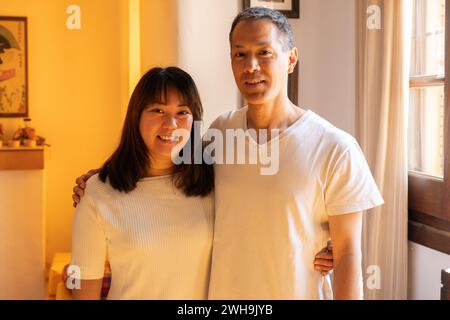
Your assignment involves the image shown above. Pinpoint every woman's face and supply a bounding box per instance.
[139,88,193,168]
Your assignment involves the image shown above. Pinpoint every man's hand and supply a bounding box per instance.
[314,240,333,276]
[72,169,100,207]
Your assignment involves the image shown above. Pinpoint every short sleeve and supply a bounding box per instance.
[70,190,107,280]
[324,141,384,216]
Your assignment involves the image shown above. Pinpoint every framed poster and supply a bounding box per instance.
[243,0,300,19]
[0,16,28,117]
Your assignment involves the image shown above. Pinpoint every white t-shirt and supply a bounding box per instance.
[207,107,384,300]
[70,174,214,299]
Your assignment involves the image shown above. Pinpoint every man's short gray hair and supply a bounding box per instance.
[229,6,295,51]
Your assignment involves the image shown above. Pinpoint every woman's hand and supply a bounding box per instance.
[72,169,100,207]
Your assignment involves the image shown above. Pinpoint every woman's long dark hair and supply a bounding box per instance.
[99,67,214,197]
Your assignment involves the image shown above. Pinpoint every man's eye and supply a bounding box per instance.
[178,111,191,116]
[260,50,272,56]
[234,52,244,58]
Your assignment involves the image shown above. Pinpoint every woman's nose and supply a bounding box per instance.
[161,115,177,129]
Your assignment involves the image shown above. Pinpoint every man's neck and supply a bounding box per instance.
[247,95,305,132]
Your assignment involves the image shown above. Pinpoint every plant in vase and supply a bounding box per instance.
[12,124,36,147]
[9,119,47,148]
[23,126,37,147]
[23,118,37,147]
[10,127,23,147]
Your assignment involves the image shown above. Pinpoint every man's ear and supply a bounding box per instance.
[288,47,298,74]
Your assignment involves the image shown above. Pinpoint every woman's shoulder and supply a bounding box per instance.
[85,173,115,197]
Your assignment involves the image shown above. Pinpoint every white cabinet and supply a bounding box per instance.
[0,150,45,299]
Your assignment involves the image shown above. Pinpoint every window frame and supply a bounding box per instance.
[408,0,450,254]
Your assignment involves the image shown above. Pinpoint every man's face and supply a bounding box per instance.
[230,19,297,105]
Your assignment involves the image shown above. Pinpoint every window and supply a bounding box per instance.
[408,0,450,254]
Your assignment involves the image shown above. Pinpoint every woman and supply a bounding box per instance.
[70,67,333,300]
[70,67,214,299]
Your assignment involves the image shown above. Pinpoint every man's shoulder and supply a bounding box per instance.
[305,111,358,153]
[209,106,247,131]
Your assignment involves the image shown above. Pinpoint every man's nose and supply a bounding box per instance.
[244,55,260,73]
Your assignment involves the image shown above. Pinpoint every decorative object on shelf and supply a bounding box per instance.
[7,139,19,148]
[36,135,48,147]
[10,118,48,147]
[24,139,36,147]
[243,0,300,19]
[0,16,28,117]
[12,117,35,145]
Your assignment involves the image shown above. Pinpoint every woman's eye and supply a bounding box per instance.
[234,52,244,58]
[178,111,191,116]
[260,50,272,56]
[150,108,163,113]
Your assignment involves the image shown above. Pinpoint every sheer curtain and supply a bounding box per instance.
[356,0,411,299]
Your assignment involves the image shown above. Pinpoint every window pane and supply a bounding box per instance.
[408,86,445,177]
[410,0,445,76]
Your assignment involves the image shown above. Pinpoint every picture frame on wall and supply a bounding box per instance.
[0,16,28,117]
[243,0,300,19]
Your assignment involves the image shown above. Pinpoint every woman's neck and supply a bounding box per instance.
[147,166,174,177]
[146,157,175,177]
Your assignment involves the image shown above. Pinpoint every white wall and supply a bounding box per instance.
[0,171,45,299]
[292,0,356,135]
[177,0,241,130]
[176,0,356,136]
[408,241,450,300]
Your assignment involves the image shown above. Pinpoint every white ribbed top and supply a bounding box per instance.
[70,174,214,300]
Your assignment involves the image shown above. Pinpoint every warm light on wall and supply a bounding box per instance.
[129,0,141,97]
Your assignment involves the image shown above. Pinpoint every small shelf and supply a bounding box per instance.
[0,147,44,170]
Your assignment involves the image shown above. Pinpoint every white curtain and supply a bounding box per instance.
[356,0,410,299]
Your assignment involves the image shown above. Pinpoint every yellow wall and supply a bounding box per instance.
[0,0,179,268]
[0,0,125,266]
[140,0,178,72]
[128,0,141,97]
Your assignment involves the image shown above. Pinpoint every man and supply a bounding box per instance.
[204,7,382,300]
[73,7,382,299]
